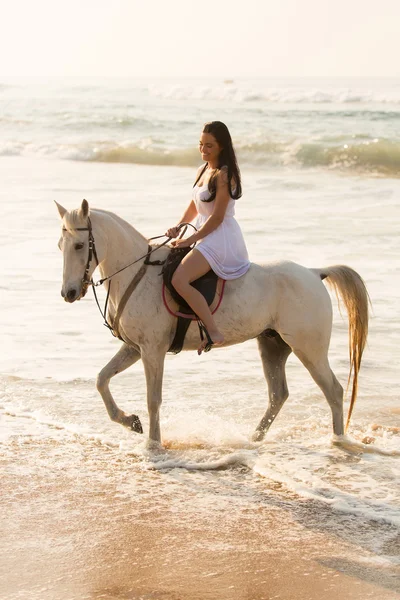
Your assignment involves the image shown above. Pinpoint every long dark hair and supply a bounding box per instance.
[196,121,242,202]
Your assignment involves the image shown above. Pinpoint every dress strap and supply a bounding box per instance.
[193,163,208,188]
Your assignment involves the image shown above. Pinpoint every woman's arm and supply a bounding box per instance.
[173,169,230,246]
[165,200,198,237]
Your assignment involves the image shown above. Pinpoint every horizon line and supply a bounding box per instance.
[1,74,400,79]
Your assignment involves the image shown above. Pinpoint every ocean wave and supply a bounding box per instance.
[54,114,161,131]
[0,117,32,126]
[0,140,200,167]
[83,138,400,176]
[2,137,400,176]
[147,83,400,105]
[254,459,400,528]
[87,144,200,167]
[237,137,400,176]
[294,138,400,175]
[0,142,26,156]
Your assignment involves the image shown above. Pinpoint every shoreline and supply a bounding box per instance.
[2,443,399,600]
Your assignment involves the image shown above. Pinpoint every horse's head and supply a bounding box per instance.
[56,199,97,303]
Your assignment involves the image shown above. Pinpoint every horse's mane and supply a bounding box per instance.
[63,207,148,244]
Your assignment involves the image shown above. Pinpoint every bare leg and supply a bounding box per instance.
[96,344,143,432]
[172,249,224,354]
[141,349,166,443]
[253,331,292,442]
[294,351,344,436]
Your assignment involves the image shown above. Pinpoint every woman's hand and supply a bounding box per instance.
[165,226,180,238]
[171,236,195,248]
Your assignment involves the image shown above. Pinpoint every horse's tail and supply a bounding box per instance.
[314,265,370,432]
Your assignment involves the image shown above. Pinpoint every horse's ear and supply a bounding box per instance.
[54,201,67,219]
[79,199,89,219]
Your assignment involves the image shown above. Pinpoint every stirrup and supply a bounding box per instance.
[197,320,214,352]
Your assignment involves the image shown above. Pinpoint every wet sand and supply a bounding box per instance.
[1,438,399,600]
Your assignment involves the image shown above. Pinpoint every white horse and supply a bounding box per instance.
[56,199,369,444]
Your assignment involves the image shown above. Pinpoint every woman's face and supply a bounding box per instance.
[199,132,222,164]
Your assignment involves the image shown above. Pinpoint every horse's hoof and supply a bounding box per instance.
[127,414,143,434]
[252,429,265,443]
[145,439,164,452]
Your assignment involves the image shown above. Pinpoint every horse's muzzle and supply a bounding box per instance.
[61,287,79,303]
[61,282,89,302]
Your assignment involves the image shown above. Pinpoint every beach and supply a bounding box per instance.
[1,77,400,598]
[2,426,400,600]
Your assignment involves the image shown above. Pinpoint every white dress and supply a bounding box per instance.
[193,183,251,280]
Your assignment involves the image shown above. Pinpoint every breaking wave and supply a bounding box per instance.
[63,138,400,176]
[1,137,400,176]
[147,83,400,105]
[293,138,400,175]
[87,144,200,167]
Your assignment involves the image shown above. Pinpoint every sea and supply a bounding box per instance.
[0,76,399,599]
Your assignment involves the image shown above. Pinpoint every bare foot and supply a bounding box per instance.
[197,330,224,355]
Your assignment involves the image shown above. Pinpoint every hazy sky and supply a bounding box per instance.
[1,0,399,77]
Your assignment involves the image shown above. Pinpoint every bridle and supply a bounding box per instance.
[62,218,196,338]
[62,217,100,299]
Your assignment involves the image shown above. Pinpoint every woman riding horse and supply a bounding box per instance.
[166,121,250,354]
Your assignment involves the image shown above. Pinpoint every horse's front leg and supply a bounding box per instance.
[141,349,166,444]
[96,343,143,433]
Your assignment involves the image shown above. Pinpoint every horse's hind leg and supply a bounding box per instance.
[253,330,292,442]
[294,350,344,436]
[96,343,143,433]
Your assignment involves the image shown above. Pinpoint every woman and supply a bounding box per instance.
[166,121,250,355]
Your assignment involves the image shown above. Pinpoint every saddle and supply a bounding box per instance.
[161,247,225,353]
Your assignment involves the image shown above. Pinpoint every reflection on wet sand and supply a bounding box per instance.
[2,436,399,600]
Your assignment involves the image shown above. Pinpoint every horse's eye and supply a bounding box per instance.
[75,243,84,251]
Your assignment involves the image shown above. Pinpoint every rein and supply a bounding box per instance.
[63,219,197,339]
